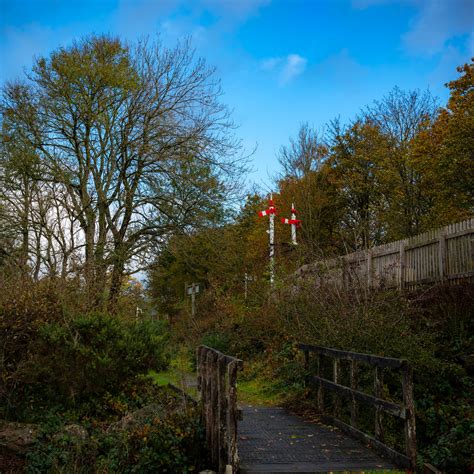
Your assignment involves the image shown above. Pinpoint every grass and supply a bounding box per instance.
[150,347,284,406]
[237,377,284,406]
[149,346,198,398]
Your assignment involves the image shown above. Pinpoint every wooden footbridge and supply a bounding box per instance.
[197,344,423,474]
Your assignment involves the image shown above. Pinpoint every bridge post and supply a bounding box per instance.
[350,360,358,427]
[316,354,324,413]
[333,359,340,418]
[217,355,228,473]
[196,346,203,398]
[205,350,213,455]
[209,351,219,467]
[303,349,310,390]
[374,366,384,442]
[227,361,240,471]
[402,363,417,469]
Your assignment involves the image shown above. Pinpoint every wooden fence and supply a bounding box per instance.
[298,343,416,469]
[197,345,243,474]
[296,218,474,289]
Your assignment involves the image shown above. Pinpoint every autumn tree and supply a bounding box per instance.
[1,35,244,310]
[149,194,269,318]
[433,60,473,217]
[327,119,391,250]
[276,123,341,259]
[363,87,438,239]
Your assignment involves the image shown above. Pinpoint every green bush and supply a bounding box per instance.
[200,330,231,354]
[98,406,204,472]
[7,313,170,420]
[26,388,204,474]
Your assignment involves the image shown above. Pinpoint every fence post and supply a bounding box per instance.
[399,243,405,290]
[438,232,446,282]
[367,250,373,288]
[374,366,384,442]
[350,359,358,428]
[402,363,417,469]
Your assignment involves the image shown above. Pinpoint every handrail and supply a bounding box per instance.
[197,345,243,474]
[297,343,416,470]
[298,343,406,369]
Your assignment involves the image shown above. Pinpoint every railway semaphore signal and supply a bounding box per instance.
[258,194,277,287]
[281,202,301,245]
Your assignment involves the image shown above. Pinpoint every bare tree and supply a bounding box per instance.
[1,35,245,310]
[363,87,439,237]
[277,122,327,179]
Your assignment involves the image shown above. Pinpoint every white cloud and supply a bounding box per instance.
[260,53,307,85]
[281,54,307,84]
[261,57,282,71]
[402,0,474,56]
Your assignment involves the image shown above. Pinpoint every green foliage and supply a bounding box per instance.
[4,312,170,421]
[272,282,473,473]
[425,418,474,471]
[26,387,204,473]
[200,330,231,353]
[97,407,203,473]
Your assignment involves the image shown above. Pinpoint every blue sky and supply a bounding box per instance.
[1,0,473,188]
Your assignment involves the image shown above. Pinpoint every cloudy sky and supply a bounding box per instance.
[1,0,473,187]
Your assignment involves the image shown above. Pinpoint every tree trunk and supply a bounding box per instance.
[108,246,126,313]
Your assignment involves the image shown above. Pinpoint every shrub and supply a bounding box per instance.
[272,280,474,473]
[25,388,204,474]
[5,313,170,421]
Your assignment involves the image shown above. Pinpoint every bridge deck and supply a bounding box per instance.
[239,406,398,473]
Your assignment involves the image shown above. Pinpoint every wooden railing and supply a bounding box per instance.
[298,343,416,469]
[296,217,474,289]
[197,345,243,474]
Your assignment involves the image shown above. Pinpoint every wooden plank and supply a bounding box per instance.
[399,242,405,290]
[367,250,373,287]
[200,345,243,367]
[311,376,406,419]
[167,383,197,405]
[321,415,411,469]
[424,463,443,473]
[438,232,446,281]
[447,270,474,279]
[298,344,406,369]
[444,227,474,240]
[297,218,473,289]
